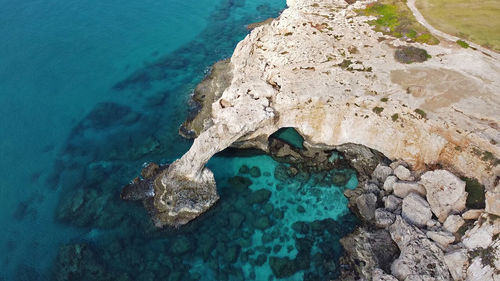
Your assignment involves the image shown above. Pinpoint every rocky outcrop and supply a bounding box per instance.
[340,159,499,281]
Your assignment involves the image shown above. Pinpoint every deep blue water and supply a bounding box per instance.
[0,0,359,280]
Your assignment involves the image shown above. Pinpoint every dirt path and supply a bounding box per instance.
[407,0,500,59]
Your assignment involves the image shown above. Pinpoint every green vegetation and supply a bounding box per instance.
[416,0,500,51]
[463,177,485,209]
[380,97,389,102]
[395,46,430,63]
[358,0,439,44]
[284,32,293,36]
[414,108,427,119]
[338,59,352,69]
[469,246,497,268]
[373,107,384,115]
[456,40,470,48]
[391,113,399,121]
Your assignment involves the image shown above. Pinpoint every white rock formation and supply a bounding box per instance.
[420,170,468,222]
[383,175,397,193]
[151,0,500,225]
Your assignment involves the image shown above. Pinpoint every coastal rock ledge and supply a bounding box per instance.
[147,0,499,226]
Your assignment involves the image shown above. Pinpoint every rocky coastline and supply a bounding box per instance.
[122,0,499,279]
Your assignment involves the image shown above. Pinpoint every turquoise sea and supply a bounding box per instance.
[0,0,359,280]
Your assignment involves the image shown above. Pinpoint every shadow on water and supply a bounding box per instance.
[27,0,359,280]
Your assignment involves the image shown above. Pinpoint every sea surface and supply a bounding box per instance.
[0,0,359,280]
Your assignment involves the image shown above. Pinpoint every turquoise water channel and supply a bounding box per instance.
[0,0,359,280]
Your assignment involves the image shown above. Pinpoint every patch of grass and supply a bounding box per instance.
[457,40,470,48]
[380,97,388,102]
[416,0,500,51]
[414,108,427,119]
[462,177,486,209]
[391,113,399,121]
[358,1,439,45]
[338,59,352,69]
[373,107,384,115]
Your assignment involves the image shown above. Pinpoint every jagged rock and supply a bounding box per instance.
[389,216,451,280]
[444,215,466,233]
[426,219,441,229]
[356,193,377,221]
[372,164,393,183]
[462,209,484,220]
[420,170,467,222]
[393,165,413,181]
[462,214,500,250]
[485,191,500,217]
[393,181,426,198]
[444,249,469,281]
[372,268,398,281]
[402,192,432,227]
[426,231,455,248]
[384,195,402,212]
[383,176,397,193]
[340,228,399,280]
[375,208,396,228]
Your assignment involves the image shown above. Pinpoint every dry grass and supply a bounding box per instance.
[416,0,500,51]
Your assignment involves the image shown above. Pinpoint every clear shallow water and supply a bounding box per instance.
[0,0,359,280]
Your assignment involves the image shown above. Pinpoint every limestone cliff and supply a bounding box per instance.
[151,0,500,226]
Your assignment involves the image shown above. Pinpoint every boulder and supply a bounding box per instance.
[384,195,402,212]
[383,176,397,193]
[426,231,455,248]
[443,215,465,233]
[372,164,393,183]
[462,209,483,220]
[364,182,381,194]
[402,192,432,227]
[375,208,396,228]
[485,191,500,217]
[389,216,451,281]
[393,181,426,198]
[356,193,377,221]
[393,165,413,181]
[444,249,468,281]
[420,170,467,222]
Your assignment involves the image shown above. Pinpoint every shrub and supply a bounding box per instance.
[380,97,388,102]
[373,107,384,115]
[391,113,399,121]
[395,46,430,63]
[457,40,470,48]
[414,108,427,118]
